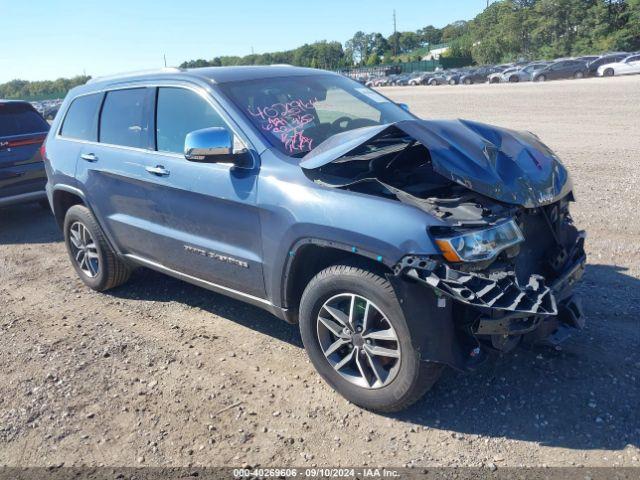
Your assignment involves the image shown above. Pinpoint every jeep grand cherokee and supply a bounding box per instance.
[43,66,586,412]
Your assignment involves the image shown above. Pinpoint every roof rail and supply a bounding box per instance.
[86,67,185,84]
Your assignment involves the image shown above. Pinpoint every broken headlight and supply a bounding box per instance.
[434,220,524,263]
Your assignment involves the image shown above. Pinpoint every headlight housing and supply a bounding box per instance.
[434,220,524,263]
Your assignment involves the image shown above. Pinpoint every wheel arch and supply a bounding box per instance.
[281,239,394,322]
[51,185,86,229]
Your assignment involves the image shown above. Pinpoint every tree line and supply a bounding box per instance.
[0,76,91,101]
[2,0,639,100]
[181,0,639,68]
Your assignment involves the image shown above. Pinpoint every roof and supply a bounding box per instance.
[84,65,335,89]
[0,99,32,105]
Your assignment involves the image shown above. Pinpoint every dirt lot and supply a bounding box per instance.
[1,75,639,469]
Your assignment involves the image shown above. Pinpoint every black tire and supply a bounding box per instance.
[490,77,499,84]
[535,74,546,82]
[299,262,443,412]
[509,75,519,83]
[574,71,584,79]
[63,204,131,291]
[448,79,457,85]
[603,68,614,77]
[463,78,472,85]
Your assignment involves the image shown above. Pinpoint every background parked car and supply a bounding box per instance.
[597,53,640,77]
[391,74,411,86]
[445,68,470,85]
[428,71,449,86]
[408,72,432,85]
[489,67,514,83]
[503,62,550,82]
[532,59,588,81]
[459,66,502,84]
[585,53,629,76]
[0,100,50,207]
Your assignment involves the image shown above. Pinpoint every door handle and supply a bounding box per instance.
[80,153,98,162]
[145,165,170,176]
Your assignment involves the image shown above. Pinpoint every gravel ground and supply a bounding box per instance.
[1,75,639,469]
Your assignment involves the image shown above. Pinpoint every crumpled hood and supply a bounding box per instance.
[300,119,572,208]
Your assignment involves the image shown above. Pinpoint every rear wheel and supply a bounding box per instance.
[603,68,614,77]
[535,74,546,82]
[63,204,131,291]
[463,78,472,85]
[574,71,584,79]
[509,75,519,83]
[490,77,499,84]
[299,263,443,412]
[448,79,457,85]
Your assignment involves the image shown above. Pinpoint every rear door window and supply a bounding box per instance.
[155,87,227,154]
[99,88,148,148]
[60,93,102,141]
[0,104,49,137]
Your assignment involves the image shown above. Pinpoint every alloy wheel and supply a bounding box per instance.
[316,293,401,389]
[69,221,100,278]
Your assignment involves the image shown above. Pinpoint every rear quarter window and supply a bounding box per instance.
[60,93,102,141]
[0,104,49,137]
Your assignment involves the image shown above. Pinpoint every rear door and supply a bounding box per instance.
[0,102,49,200]
[140,86,265,297]
[74,87,159,258]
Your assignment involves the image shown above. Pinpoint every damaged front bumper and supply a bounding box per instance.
[392,232,586,366]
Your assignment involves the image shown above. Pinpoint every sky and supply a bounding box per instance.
[0,0,487,83]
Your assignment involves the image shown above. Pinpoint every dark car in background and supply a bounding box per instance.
[503,62,551,82]
[427,71,449,85]
[532,59,589,81]
[408,72,433,85]
[459,66,501,84]
[586,52,629,76]
[0,100,50,207]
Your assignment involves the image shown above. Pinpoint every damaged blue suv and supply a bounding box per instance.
[44,66,586,412]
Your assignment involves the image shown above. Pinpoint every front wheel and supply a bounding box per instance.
[574,71,584,79]
[463,78,472,85]
[603,68,614,77]
[535,74,546,82]
[299,263,443,412]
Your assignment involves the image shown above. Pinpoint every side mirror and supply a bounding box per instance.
[398,103,410,112]
[184,127,251,168]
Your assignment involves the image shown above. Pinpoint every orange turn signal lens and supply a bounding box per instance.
[435,239,462,263]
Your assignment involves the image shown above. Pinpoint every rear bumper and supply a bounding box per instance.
[0,190,46,207]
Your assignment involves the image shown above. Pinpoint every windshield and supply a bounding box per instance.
[218,74,414,157]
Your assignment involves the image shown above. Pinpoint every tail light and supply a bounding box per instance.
[40,143,47,162]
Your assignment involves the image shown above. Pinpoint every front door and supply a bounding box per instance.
[139,86,265,298]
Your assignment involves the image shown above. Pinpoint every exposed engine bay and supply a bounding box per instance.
[301,121,586,362]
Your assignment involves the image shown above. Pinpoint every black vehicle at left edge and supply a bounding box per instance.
[0,100,50,207]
